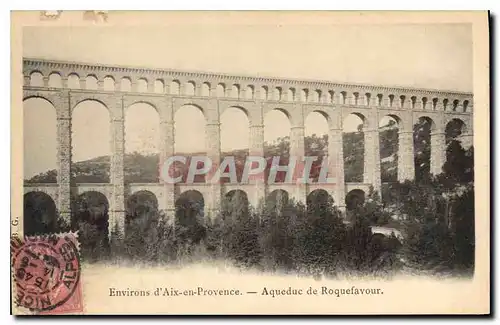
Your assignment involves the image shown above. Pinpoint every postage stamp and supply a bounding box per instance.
[11,233,83,315]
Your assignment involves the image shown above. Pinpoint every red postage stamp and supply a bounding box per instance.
[11,232,83,315]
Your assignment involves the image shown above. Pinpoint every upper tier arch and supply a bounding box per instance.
[23,58,474,114]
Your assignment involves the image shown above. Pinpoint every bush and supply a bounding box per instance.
[75,144,475,278]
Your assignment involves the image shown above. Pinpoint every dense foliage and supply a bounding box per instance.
[103,190,402,278]
[109,136,474,277]
[25,127,406,184]
[23,120,475,277]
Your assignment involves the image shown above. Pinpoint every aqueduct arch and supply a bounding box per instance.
[22,58,474,239]
[24,191,58,235]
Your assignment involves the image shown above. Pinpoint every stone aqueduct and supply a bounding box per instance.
[22,58,473,235]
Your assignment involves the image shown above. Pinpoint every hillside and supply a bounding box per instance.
[25,127,430,184]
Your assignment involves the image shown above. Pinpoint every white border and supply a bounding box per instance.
[2,2,496,323]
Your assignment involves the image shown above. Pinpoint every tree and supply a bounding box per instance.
[298,192,347,275]
[449,185,474,272]
[413,119,432,182]
[442,140,474,185]
[220,192,260,267]
[397,140,474,275]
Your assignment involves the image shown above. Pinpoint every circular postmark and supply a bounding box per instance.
[12,234,81,312]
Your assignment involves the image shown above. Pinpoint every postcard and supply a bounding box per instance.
[10,10,490,315]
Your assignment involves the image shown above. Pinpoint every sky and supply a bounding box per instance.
[22,24,472,178]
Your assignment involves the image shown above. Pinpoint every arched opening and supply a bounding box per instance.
[353,92,359,106]
[265,189,289,212]
[85,75,98,90]
[411,96,417,109]
[175,190,205,246]
[125,103,160,183]
[443,119,473,182]
[432,98,438,110]
[314,90,321,103]
[264,109,291,184]
[388,94,395,107]
[231,84,240,99]
[216,83,225,97]
[170,80,180,95]
[343,113,366,132]
[445,118,467,144]
[399,95,406,108]
[23,192,57,236]
[222,190,250,222]
[185,81,196,96]
[452,100,459,112]
[260,86,268,100]
[364,93,371,106]
[67,74,80,89]
[174,104,206,154]
[72,100,110,183]
[279,88,285,101]
[340,91,347,105]
[126,191,159,219]
[288,88,296,102]
[73,191,110,261]
[304,111,329,182]
[48,73,62,88]
[154,79,164,94]
[273,87,281,101]
[137,78,148,93]
[379,115,400,182]
[125,190,159,239]
[220,106,249,183]
[328,91,335,104]
[413,116,435,182]
[174,104,206,183]
[201,82,211,97]
[300,89,308,102]
[121,77,132,92]
[422,97,428,110]
[443,99,449,111]
[345,189,365,211]
[245,85,254,100]
[23,97,57,182]
[103,76,115,91]
[463,100,470,113]
[29,72,44,87]
[343,113,366,182]
[306,189,334,214]
[225,189,249,204]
